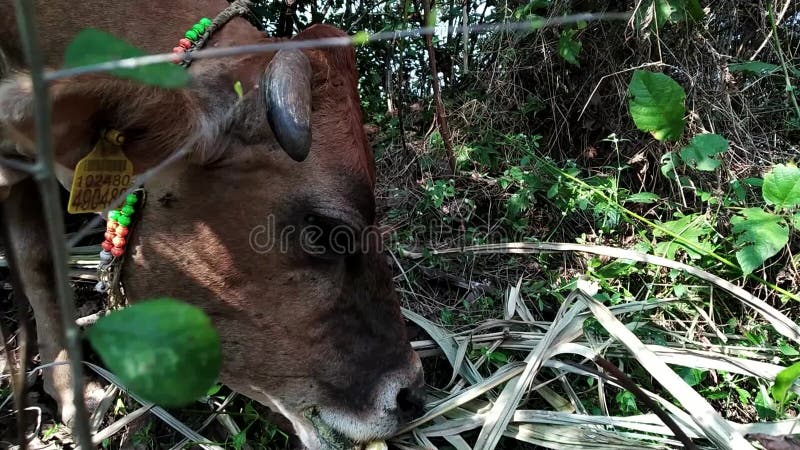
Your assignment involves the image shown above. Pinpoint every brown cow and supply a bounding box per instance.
[0,1,425,448]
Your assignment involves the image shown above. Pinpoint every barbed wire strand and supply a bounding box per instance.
[45,12,631,81]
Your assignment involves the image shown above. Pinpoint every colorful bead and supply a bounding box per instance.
[109,210,119,221]
[121,205,135,216]
[104,231,116,241]
[192,23,206,34]
[178,38,192,49]
[117,215,132,227]
[101,241,114,251]
[200,17,212,27]
[185,29,199,41]
[106,221,118,232]
[111,247,125,257]
[125,194,138,205]
[112,236,126,248]
[95,281,108,293]
[99,250,113,263]
[116,226,129,237]
[173,46,186,55]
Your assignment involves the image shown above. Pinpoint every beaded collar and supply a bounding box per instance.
[170,0,256,68]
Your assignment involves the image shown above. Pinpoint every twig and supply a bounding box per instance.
[0,316,27,449]
[750,0,792,61]
[92,404,153,445]
[0,206,32,450]
[11,1,94,448]
[767,1,800,122]
[594,355,699,450]
[422,0,456,173]
[85,362,223,450]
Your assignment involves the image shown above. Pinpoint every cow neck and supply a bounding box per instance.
[93,0,257,302]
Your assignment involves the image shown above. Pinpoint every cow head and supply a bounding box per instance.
[0,23,424,449]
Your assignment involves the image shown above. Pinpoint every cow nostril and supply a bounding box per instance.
[396,387,424,421]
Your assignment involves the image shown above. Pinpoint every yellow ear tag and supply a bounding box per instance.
[67,130,134,214]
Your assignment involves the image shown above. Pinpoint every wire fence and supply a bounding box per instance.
[2,3,633,448]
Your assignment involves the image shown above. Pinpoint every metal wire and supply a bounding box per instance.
[45,12,631,81]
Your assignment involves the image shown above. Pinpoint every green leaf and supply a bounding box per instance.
[756,387,778,420]
[762,164,800,209]
[679,133,729,171]
[624,192,661,204]
[660,152,677,179]
[558,29,581,66]
[773,362,800,408]
[86,298,221,407]
[653,213,714,259]
[64,29,189,88]
[732,208,789,275]
[634,0,704,31]
[628,70,686,141]
[233,81,244,100]
[729,61,780,76]
[684,0,704,20]
[676,367,707,386]
[778,343,800,356]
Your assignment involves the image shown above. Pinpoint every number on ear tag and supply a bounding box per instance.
[67,130,134,214]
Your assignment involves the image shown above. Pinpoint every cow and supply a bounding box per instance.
[0,1,425,448]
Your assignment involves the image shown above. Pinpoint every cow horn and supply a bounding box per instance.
[261,49,313,162]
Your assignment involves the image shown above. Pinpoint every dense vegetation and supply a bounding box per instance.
[1,0,799,449]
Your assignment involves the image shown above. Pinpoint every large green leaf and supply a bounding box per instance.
[628,70,686,141]
[64,29,189,88]
[762,164,800,209]
[653,213,714,259]
[86,298,221,407]
[729,61,780,76]
[772,361,800,406]
[679,133,729,171]
[731,208,789,276]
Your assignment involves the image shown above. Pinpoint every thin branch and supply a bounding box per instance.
[11,1,94,447]
[767,1,800,122]
[422,0,456,173]
[594,356,699,450]
[0,204,33,449]
[749,0,792,61]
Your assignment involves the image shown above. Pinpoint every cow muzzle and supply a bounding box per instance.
[300,353,425,450]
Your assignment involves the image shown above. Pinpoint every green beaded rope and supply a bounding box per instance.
[185,17,213,42]
[109,193,139,226]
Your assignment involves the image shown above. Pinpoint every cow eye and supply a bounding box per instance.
[300,214,358,259]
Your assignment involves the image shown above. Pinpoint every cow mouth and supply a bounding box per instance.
[302,408,387,450]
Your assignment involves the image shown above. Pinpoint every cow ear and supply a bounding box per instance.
[0,72,206,180]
